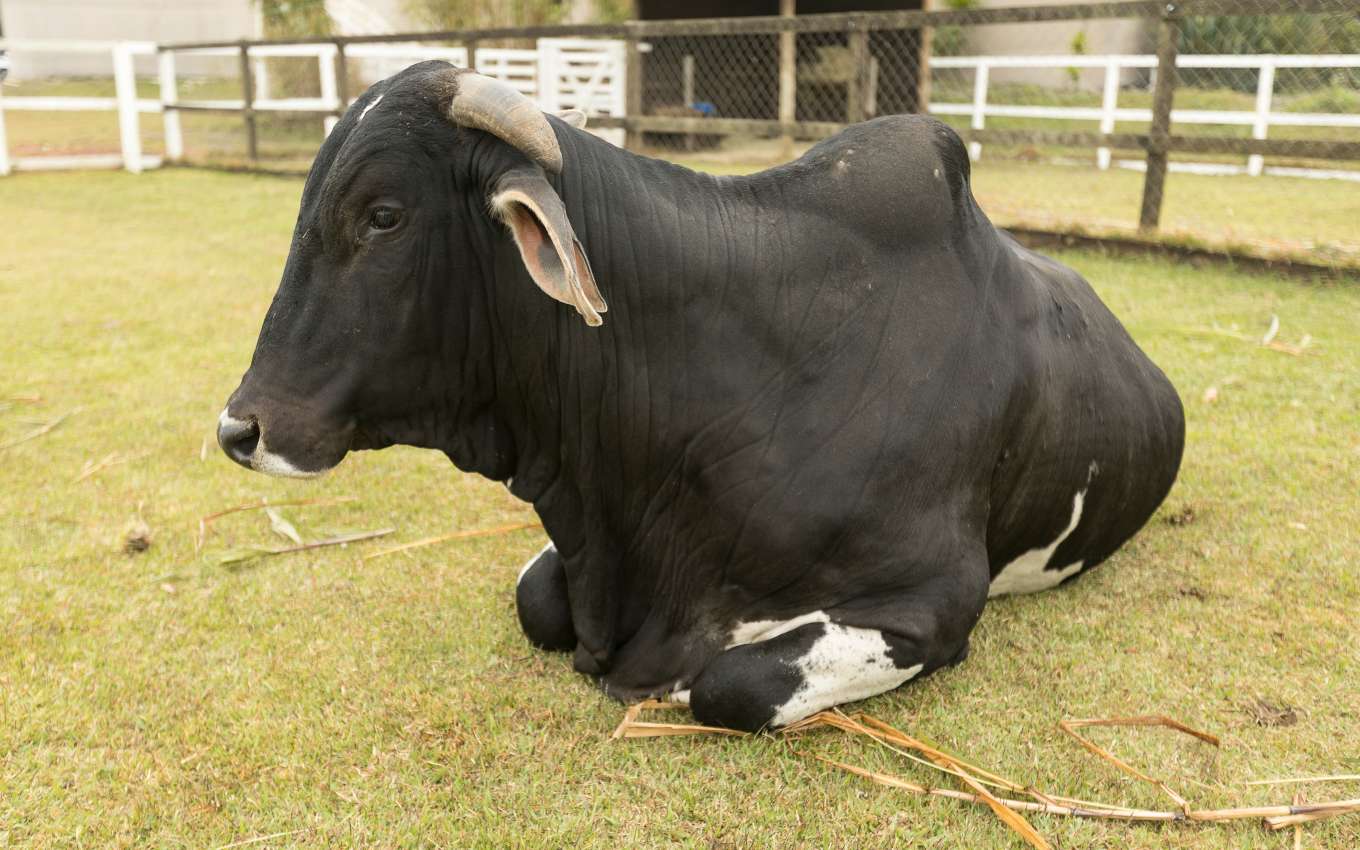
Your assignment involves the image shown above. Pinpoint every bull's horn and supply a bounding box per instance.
[447,72,563,174]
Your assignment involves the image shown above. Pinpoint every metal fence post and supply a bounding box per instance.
[846,14,869,124]
[916,0,933,115]
[158,50,184,162]
[624,23,644,152]
[681,54,697,151]
[113,43,144,173]
[465,37,479,71]
[238,42,259,162]
[335,40,350,115]
[778,0,796,158]
[1139,3,1182,232]
[1248,57,1276,177]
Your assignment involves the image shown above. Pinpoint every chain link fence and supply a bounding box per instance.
[624,2,1359,268]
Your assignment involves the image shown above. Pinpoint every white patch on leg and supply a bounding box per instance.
[727,611,923,728]
[988,488,1087,597]
[517,542,554,586]
[771,623,923,728]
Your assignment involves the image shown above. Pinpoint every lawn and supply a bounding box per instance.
[1,168,1358,848]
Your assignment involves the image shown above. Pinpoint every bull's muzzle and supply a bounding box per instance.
[217,410,261,470]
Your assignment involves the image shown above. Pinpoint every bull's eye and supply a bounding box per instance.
[368,206,402,232]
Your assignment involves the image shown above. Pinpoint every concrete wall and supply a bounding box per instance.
[1,0,255,78]
[964,0,1153,89]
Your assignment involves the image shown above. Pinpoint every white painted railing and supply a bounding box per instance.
[0,37,628,175]
[928,53,1360,176]
[0,39,164,175]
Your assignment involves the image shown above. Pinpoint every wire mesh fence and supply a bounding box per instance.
[623,1,1360,268]
[1,1,1356,267]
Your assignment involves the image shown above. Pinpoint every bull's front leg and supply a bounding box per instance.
[515,542,576,652]
[688,555,989,733]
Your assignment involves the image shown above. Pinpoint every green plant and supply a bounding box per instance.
[1067,30,1088,88]
[1179,13,1360,91]
[403,0,565,31]
[253,0,334,101]
[932,0,978,58]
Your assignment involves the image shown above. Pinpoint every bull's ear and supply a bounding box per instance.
[490,167,607,327]
[557,109,588,129]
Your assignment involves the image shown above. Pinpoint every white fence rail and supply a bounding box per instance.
[0,40,164,175]
[0,37,627,175]
[928,53,1360,176]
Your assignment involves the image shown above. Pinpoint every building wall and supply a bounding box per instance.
[1,0,256,78]
[964,0,1153,89]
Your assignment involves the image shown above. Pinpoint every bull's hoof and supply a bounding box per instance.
[515,544,576,652]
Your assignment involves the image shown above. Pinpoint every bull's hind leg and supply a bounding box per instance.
[690,566,988,732]
[515,542,576,651]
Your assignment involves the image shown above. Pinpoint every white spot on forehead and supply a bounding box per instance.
[358,94,384,123]
[517,542,555,586]
[988,488,1087,597]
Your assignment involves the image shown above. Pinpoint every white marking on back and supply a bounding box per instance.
[517,542,555,586]
[358,94,384,123]
[988,489,1087,597]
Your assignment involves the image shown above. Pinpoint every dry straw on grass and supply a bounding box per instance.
[362,521,542,561]
[612,702,1360,846]
[196,495,359,551]
[0,409,76,451]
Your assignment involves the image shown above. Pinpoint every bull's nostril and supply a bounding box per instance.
[218,415,261,469]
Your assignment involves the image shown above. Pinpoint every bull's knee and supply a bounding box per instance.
[515,543,575,652]
[691,617,928,733]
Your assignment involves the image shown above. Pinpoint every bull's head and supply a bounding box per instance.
[217,62,606,479]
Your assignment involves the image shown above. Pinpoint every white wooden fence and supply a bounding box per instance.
[0,37,625,176]
[930,53,1360,177]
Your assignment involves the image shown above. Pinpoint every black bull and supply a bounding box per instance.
[218,62,1184,732]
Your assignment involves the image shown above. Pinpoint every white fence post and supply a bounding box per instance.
[537,40,562,113]
[968,61,989,162]
[112,42,143,173]
[1248,57,1275,177]
[254,56,270,102]
[1097,57,1120,170]
[158,50,184,162]
[319,44,340,136]
[0,86,11,176]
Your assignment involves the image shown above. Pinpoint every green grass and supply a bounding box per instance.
[2,168,1358,848]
